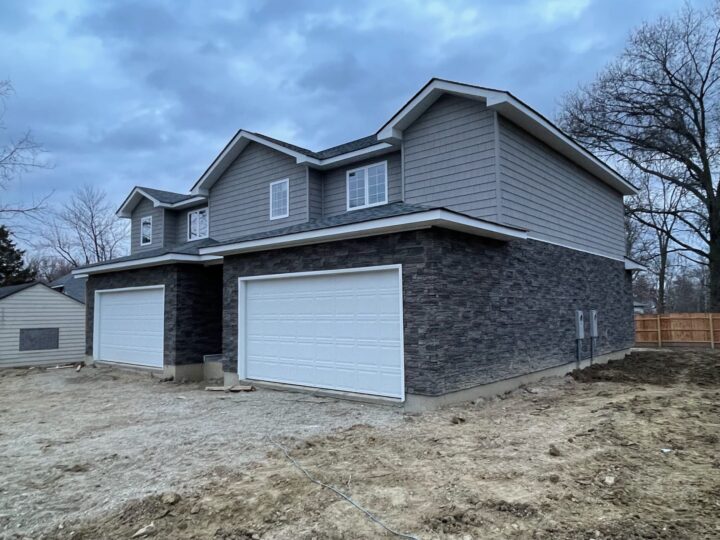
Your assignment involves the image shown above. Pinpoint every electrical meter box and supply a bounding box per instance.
[589,310,598,338]
[575,310,585,340]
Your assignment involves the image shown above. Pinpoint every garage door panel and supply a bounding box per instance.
[97,288,164,368]
[243,268,403,399]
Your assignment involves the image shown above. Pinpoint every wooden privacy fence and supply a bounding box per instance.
[635,313,720,348]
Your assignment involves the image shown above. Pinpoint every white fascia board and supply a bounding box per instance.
[116,188,162,218]
[199,210,527,257]
[72,253,222,276]
[624,258,647,271]
[377,79,637,196]
[299,143,395,170]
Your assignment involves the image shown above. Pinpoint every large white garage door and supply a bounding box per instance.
[241,267,404,399]
[95,287,164,368]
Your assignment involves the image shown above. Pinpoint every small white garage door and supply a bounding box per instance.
[95,287,164,368]
[240,266,404,399]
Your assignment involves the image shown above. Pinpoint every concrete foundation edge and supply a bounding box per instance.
[403,348,632,412]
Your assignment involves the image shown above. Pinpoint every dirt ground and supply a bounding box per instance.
[3,350,720,539]
[0,366,402,539]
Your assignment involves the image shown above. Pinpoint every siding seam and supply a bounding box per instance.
[493,110,503,222]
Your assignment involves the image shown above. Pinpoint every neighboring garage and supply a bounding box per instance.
[238,266,404,399]
[93,286,165,369]
[0,282,85,368]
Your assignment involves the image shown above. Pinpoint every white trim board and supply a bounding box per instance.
[201,209,527,257]
[116,187,207,218]
[73,253,222,276]
[237,264,405,400]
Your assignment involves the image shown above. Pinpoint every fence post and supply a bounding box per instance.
[710,314,715,350]
[657,315,662,348]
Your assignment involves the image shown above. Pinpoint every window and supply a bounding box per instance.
[346,161,387,210]
[270,179,289,219]
[187,208,209,241]
[140,216,152,246]
[19,328,59,351]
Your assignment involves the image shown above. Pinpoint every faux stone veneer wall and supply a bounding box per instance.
[85,264,222,366]
[222,229,634,396]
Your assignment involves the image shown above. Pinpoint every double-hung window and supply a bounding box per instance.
[187,208,209,241]
[270,179,289,219]
[346,161,387,210]
[140,216,152,246]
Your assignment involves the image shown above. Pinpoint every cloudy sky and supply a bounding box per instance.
[0,0,711,229]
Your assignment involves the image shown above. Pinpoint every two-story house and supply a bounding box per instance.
[74,79,639,408]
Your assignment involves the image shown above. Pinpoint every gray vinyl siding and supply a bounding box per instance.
[164,210,177,248]
[130,198,164,254]
[0,285,85,367]
[322,152,403,218]
[209,142,308,241]
[402,94,498,220]
[308,167,323,221]
[497,117,625,259]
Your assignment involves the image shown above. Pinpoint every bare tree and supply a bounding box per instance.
[559,2,720,310]
[627,172,688,312]
[0,80,48,216]
[34,185,128,266]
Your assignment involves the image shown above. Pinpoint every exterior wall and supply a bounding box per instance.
[322,152,403,218]
[85,264,222,366]
[130,198,164,254]
[221,229,634,396]
[403,94,498,220]
[209,142,308,241]
[164,210,178,247]
[307,167,323,221]
[0,285,85,367]
[497,116,626,259]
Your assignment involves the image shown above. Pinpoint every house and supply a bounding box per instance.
[50,273,87,303]
[0,282,85,368]
[72,78,638,407]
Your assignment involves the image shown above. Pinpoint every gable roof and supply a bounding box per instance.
[0,282,37,300]
[377,78,636,195]
[0,281,85,305]
[188,78,635,197]
[116,186,208,218]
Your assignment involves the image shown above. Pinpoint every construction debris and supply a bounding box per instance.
[204,385,255,393]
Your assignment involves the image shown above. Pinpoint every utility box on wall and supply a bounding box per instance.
[589,310,598,338]
[575,310,585,340]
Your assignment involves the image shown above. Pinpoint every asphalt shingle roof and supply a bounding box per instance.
[0,282,37,300]
[50,273,87,303]
[138,187,198,205]
[250,132,381,160]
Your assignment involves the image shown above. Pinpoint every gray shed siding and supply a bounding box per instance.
[130,198,164,254]
[208,142,308,242]
[497,117,626,259]
[402,94,498,220]
[0,285,85,368]
[322,152,403,218]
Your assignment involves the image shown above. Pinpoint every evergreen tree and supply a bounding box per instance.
[0,226,35,286]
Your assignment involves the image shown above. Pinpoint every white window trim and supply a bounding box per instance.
[186,207,209,241]
[140,216,153,246]
[346,160,388,211]
[269,178,290,220]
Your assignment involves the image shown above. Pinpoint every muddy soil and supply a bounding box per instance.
[9,350,720,539]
